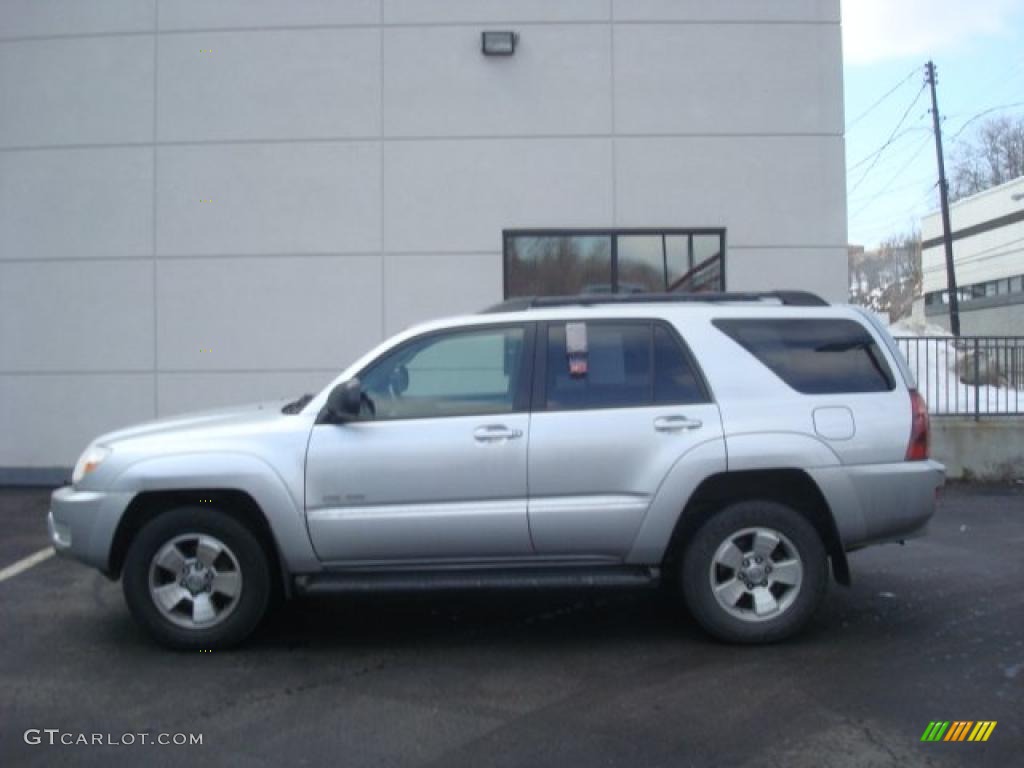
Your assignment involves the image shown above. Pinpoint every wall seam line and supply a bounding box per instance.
[152,1,160,418]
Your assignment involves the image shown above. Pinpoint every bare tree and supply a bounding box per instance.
[848,230,921,322]
[950,114,1024,201]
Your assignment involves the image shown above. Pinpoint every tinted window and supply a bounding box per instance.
[504,230,725,297]
[505,235,612,297]
[361,327,525,419]
[654,326,706,403]
[545,322,707,409]
[713,319,895,394]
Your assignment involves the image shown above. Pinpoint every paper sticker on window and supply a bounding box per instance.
[565,322,588,377]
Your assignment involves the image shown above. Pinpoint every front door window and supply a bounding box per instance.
[359,326,526,420]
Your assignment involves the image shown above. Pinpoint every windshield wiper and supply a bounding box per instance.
[281,393,314,414]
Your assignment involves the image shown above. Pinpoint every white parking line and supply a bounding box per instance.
[0,547,55,583]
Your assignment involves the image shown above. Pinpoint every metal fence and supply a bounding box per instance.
[893,336,1024,417]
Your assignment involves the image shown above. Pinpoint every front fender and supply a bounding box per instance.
[106,452,320,573]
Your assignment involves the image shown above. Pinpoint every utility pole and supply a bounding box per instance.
[925,60,961,336]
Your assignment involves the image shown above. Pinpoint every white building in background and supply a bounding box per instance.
[922,176,1024,334]
[0,0,847,479]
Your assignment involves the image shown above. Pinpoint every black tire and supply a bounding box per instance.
[680,500,828,644]
[122,506,272,650]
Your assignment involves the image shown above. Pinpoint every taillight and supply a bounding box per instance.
[906,389,930,461]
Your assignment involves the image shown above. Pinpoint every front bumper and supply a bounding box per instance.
[48,486,134,572]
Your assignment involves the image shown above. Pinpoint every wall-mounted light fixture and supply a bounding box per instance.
[481,30,518,56]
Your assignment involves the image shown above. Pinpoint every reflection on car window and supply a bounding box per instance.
[360,327,525,420]
[713,318,895,394]
[545,322,707,410]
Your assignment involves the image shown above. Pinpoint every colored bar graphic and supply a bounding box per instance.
[921,721,950,741]
[922,721,996,742]
[945,721,971,741]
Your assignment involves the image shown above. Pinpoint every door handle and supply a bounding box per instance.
[473,424,523,442]
[654,415,703,432]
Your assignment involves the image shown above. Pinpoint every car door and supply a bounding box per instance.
[305,323,535,563]
[527,319,723,557]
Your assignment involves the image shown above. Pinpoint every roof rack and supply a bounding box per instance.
[481,291,828,314]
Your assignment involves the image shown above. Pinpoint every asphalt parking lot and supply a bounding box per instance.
[0,484,1021,767]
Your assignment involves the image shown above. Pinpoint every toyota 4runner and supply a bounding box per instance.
[48,291,944,648]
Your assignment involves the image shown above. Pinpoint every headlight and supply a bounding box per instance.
[72,444,111,485]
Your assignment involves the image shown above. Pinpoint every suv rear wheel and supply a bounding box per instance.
[680,500,827,643]
[122,507,271,650]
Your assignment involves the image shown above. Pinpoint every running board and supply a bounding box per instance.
[294,566,660,595]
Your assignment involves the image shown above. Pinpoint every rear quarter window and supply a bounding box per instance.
[713,318,895,395]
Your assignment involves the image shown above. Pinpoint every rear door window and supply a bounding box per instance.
[544,322,709,410]
[713,318,895,394]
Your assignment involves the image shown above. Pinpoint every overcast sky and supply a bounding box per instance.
[842,0,1024,247]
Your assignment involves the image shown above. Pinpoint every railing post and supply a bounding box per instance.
[973,338,981,421]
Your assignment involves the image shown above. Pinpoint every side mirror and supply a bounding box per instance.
[326,378,363,422]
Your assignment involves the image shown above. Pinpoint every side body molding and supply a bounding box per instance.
[625,438,727,564]
[107,452,321,574]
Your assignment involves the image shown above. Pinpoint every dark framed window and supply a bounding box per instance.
[540,320,710,411]
[713,318,895,395]
[503,228,726,298]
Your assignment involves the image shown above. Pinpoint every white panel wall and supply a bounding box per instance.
[0,261,154,371]
[615,136,846,247]
[0,0,155,38]
[156,256,382,371]
[921,177,1024,293]
[158,29,380,141]
[611,0,839,22]
[0,375,155,466]
[384,253,502,335]
[0,148,153,260]
[728,247,849,302]
[382,1,611,24]
[614,24,843,135]
[156,143,381,255]
[383,25,611,137]
[0,0,846,470]
[158,0,379,30]
[384,139,613,253]
[0,36,154,148]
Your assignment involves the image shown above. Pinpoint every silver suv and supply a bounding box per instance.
[48,292,944,648]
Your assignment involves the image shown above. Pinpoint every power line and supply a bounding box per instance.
[848,174,935,204]
[852,193,936,239]
[845,67,919,133]
[847,125,929,173]
[947,101,1024,145]
[854,214,926,245]
[848,83,928,196]
[849,135,936,221]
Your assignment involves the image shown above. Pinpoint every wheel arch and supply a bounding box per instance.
[109,489,292,597]
[663,469,851,586]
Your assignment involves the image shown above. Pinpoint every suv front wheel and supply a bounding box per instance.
[681,500,828,643]
[122,507,272,650]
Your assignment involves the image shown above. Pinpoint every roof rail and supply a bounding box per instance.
[480,291,828,314]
